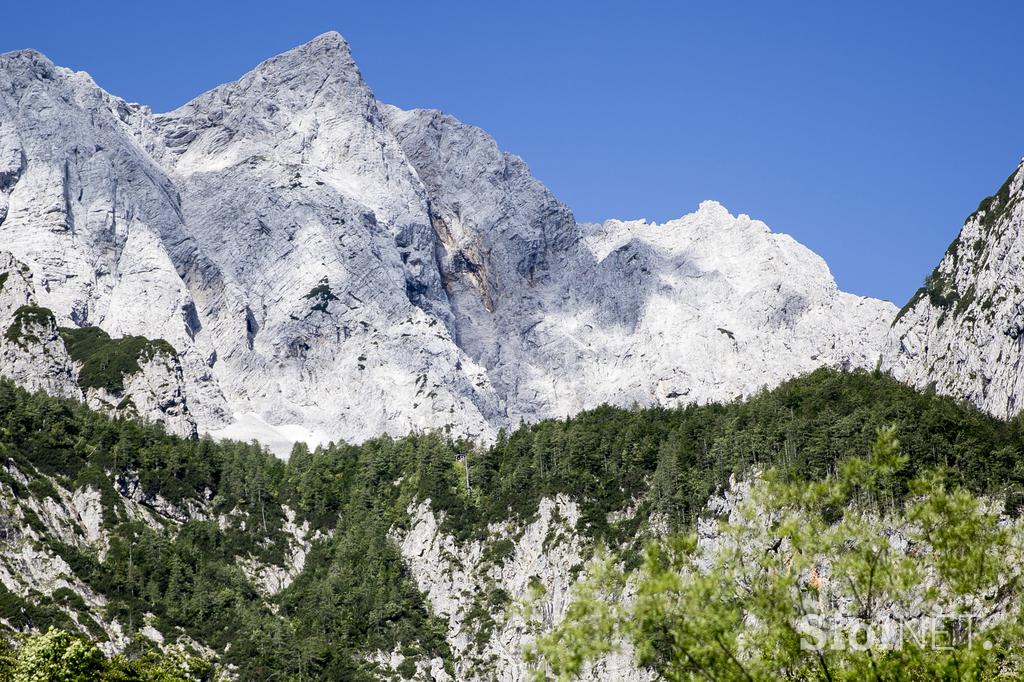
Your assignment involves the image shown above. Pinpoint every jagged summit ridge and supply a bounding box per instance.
[0,33,896,453]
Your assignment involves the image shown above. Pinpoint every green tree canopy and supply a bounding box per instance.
[529,428,1024,680]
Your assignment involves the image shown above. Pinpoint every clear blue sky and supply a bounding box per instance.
[4,1,1023,304]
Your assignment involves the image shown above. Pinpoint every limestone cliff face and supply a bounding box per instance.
[0,252,197,436]
[395,497,652,681]
[0,253,80,400]
[882,161,1024,417]
[0,32,896,454]
[144,33,499,447]
[0,48,230,431]
[81,344,196,439]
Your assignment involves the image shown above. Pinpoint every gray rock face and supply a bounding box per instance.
[82,344,196,439]
[0,253,81,400]
[0,251,197,436]
[389,104,894,421]
[397,497,652,681]
[0,32,896,454]
[882,160,1024,417]
[143,33,499,447]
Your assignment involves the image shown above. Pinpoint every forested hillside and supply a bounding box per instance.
[1,368,1023,679]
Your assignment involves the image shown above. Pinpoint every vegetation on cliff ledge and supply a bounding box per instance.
[59,326,177,392]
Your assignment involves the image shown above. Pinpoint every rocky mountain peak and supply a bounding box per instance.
[296,30,351,54]
[222,29,359,95]
[0,33,898,454]
[695,199,732,218]
[0,47,55,77]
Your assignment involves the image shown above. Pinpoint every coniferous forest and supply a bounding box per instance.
[2,369,1024,678]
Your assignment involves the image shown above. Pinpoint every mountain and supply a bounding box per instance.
[0,33,896,454]
[882,160,1024,417]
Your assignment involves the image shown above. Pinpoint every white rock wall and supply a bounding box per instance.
[883,161,1024,418]
[0,33,897,455]
[396,497,652,681]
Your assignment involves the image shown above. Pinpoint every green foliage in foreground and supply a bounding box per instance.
[2,368,1024,679]
[0,627,209,681]
[529,428,1024,680]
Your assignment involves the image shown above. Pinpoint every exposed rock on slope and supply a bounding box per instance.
[388,103,894,418]
[0,253,81,400]
[0,252,196,436]
[0,454,308,658]
[2,369,1017,678]
[397,497,651,681]
[0,32,896,452]
[144,33,499,446]
[882,160,1024,417]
